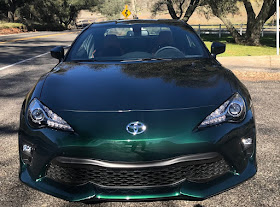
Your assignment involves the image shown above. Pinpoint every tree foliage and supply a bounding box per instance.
[2,0,28,22]
[95,0,130,20]
[208,0,276,45]
[1,0,97,28]
[152,0,204,22]
[0,0,9,19]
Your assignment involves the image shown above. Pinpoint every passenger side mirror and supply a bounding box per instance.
[211,42,226,57]
[51,46,64,62]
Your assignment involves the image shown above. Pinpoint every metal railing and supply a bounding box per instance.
[191,24,276,37]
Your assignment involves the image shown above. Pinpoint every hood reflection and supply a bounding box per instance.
[41,58,234,111]
[54,59,229,88]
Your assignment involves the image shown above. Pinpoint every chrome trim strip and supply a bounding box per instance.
[60,105,217,113]
[54,152,219,169]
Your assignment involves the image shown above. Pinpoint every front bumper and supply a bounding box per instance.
[19,156,256,202]
[18,109,257,202]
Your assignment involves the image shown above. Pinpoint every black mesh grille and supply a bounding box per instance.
[46,157,230,187]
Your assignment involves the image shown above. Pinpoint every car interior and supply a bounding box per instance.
[69,25,207,61]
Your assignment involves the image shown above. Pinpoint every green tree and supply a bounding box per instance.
[152,0,203,22]
[3,0,28,22]
[54,0,98,27]
[19,0,97,29]
[96,0,130,20]
[0,0,9,19]
[208,0,276,45]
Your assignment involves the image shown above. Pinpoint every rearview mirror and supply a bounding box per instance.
[211,42,226,57]
[51,46,64,62]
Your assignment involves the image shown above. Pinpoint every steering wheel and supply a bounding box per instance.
[154,46,184,57]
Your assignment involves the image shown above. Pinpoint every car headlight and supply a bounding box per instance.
[198,93,246,128]
[28,98,73,132]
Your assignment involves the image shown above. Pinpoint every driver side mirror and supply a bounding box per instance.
[51,46,64,62]
[211,42,226,57]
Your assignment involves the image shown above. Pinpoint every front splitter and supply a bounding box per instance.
[19,158,256,202]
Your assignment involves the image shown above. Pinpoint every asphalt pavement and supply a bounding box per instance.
[0,31,78,69]
[218,56,280,72]
[0,31,279,207]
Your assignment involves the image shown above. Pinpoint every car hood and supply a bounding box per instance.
[40,59,233,111]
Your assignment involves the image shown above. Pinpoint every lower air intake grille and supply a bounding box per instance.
[46,156,230,187]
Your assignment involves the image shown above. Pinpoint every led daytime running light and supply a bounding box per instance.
[199,93,245,128]
[28,98,73,132]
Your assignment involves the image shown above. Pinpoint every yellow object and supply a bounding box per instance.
[122,5,131,19]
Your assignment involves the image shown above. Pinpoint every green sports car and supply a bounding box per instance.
[18,19,257,202]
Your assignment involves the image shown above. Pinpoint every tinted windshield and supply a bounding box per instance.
[66,23,209,62]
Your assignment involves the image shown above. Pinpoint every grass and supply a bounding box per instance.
[0,21,25,29]
[191,25,274,29]
[202,34,277,57]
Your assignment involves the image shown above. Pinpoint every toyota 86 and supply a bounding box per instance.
[18,19,257,202]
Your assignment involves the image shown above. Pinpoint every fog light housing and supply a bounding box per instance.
[21,143,34,165]
[23,144,32,154]
[241,138,253,149]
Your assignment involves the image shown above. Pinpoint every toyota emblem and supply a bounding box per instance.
[126,121,147,135]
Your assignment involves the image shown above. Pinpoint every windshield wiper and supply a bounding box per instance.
[143,58,172,61]
[71,59,115,63]
[121,58,172,62]
[71,59,97,62]
[71,58,173,63]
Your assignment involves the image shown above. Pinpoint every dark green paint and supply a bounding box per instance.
[18,20,256,203]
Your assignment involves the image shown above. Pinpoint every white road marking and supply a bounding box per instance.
[0,52,50,71]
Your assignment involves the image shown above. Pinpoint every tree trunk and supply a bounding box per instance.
[216,14,247,44]
[244,20,262,46]
[220,18,262,46]
[166,0,179,19]
[243,0,276,46]
[7,0,17,22]
[242,0,261,45]
[209,0,276,46]
[8,11,15,22]
[245,30,261,45]
[131,0,138,19]
[182,0,201,22]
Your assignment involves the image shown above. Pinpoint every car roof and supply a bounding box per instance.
[89,19,192,29]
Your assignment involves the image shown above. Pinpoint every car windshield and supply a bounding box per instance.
[66,23,209,62]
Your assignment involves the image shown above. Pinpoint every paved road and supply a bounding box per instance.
[0,31,78,69]
[218,56,280,72]
[0,32,279,207]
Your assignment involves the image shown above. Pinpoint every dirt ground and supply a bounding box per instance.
[218,55,280,81]
[0,28,26,35]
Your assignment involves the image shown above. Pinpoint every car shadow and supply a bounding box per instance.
[194,204,206,207]
[0,124,18,135]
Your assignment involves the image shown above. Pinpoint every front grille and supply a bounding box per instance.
[46,156,230,187]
